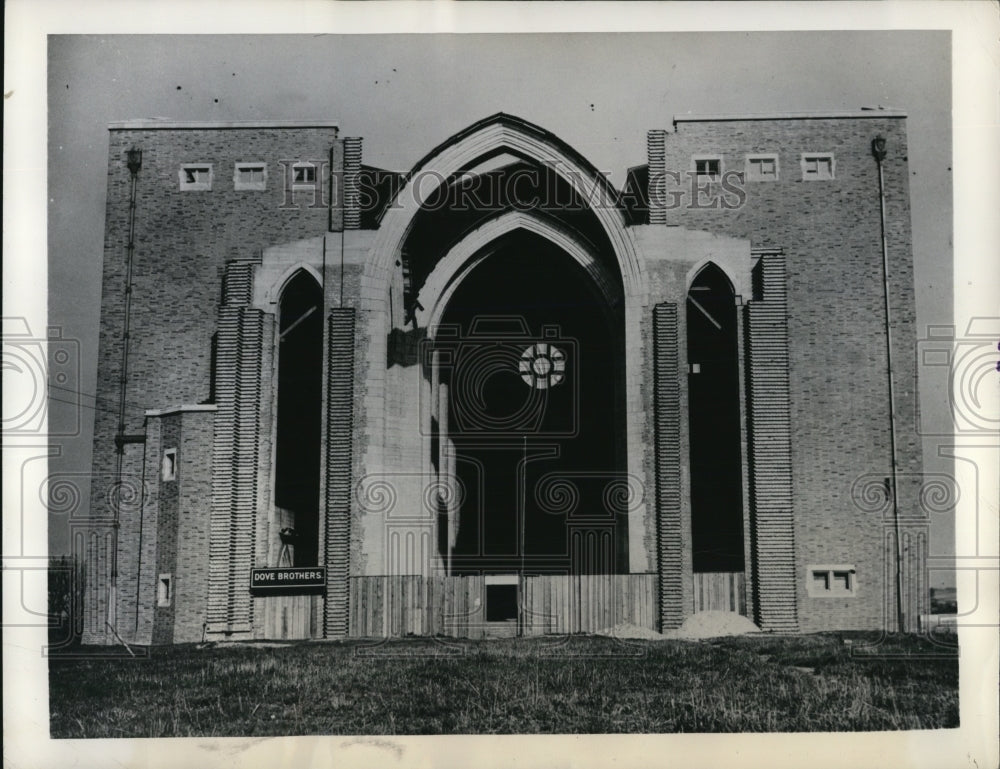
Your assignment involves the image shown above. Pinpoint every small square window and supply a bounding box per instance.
[234,162,267,191]
[746,154,779,181]
[157,574,173,607]
[179,164,213,191]
[832,570,852,591]
[161,448,177,482]
[292,163,317,184]
[807,565,857,597]
[801,153,835,180]
[693,156,722,180]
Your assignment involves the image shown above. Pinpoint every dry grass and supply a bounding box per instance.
[49,631,958,737]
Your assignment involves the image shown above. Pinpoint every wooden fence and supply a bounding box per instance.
[256,594,323,640]
[693,571,747,615]
[255,572,747,639]
[349,573,659,638]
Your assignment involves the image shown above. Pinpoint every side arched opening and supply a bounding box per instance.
[274,270,324,567]
[687,263,747,612]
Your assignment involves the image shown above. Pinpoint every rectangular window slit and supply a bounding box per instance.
[157,574,173,607]
[162,448,177,482]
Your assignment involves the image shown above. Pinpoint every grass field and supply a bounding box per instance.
[48,632,958,737]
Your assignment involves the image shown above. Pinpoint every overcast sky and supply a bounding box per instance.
[43,31,953,563]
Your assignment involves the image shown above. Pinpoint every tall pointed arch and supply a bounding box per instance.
[686,262,745,574]
[274,269,324,566]
[366,113,645,296]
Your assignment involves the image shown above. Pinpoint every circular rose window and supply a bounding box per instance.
[519,343,566,390]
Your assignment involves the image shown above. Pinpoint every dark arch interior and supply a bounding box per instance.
[402,160,617,318]
[434,231,626,575]
[687,264,745,572]
[274,272,323,566]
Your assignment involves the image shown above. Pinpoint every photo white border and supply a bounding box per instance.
[4,2,998,769]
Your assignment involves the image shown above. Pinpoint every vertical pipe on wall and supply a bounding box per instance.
[108,146,142,652]
[133,418,149,637]
[873,134,906,634]
[439,382,450,576]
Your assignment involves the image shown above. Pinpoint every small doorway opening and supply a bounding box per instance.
[485,575,520,623]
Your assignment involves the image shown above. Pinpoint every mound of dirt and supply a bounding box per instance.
[664,611,762,639]
[595,612,761,641]
[594,622,668,640]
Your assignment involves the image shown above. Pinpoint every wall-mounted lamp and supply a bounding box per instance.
[126,146,143,176]
[871,135,888,162]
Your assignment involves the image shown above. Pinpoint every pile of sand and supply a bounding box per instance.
[594,622,668,640]
[596,612,762,641]
[664,611,762,639]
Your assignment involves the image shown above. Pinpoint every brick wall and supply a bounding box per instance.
[653,115,923,630]
[173,409,215,642]
[87,125,342,641]
[86,115,926,640]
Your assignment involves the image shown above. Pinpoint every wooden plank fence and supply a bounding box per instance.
[349,573,659,638]
[257,594,323,639]
[693,572,747,615]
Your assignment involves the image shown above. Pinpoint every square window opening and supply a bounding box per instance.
[179,164,213,191]
[292,164,317,184]
[746,154,779,181]
[801,154,835,180]
[693,157,722,180]
[235,163,267,191]
[807,565,857,597]
[833,570,852,591]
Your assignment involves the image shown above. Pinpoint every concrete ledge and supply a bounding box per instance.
[109,119,339,130]
[673,109,906,125]
[145,404,219,417]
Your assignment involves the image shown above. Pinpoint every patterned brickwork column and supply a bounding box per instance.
[343,138,363,231]
[207,261,264,634]
[745,253,799,632]
[324,307,356,637]
[647,130,668,225]
[653,302,684,630]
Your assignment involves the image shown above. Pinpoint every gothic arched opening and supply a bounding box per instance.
[274,271,323,567]
[431,231,626,576]
[686,264,745,573]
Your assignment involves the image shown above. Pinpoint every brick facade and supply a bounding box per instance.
[654,114,925,631]
[83,113,926,644]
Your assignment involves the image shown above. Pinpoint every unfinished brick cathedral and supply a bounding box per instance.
[81,110,928,644]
